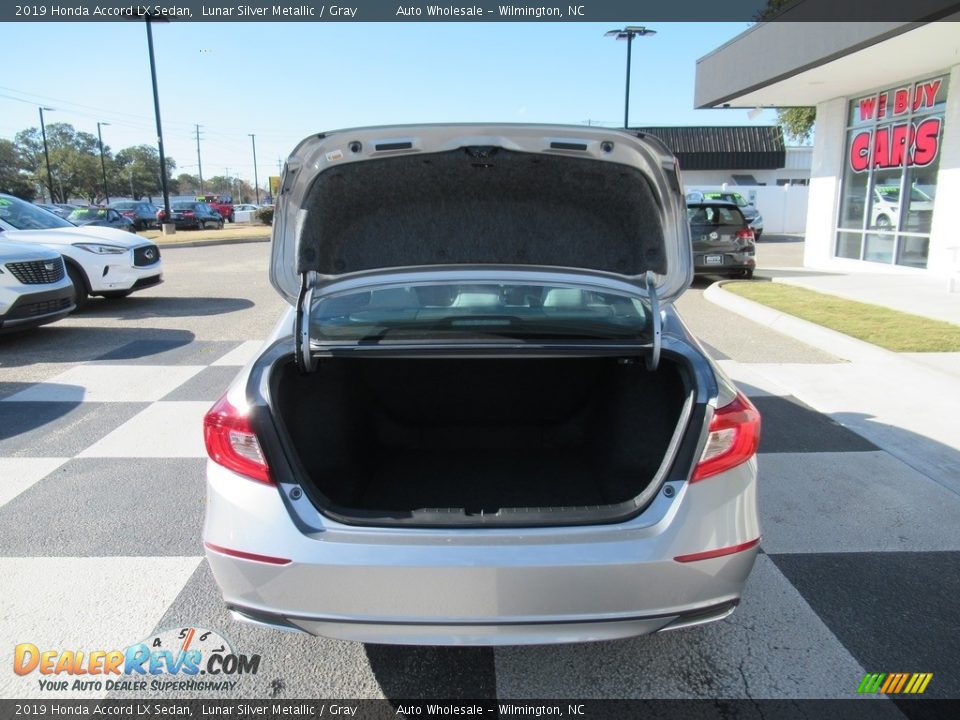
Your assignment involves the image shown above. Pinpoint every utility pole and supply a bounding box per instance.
[96,121,111,204]
[39,107,56,202]
[224,168,230,195]
[249,133,260,204]
[194,124,204,194]
[145,14,172,230]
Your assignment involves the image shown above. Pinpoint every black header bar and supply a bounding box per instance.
[3,0,960,23]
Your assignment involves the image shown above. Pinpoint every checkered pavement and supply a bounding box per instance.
[1,338,958,701]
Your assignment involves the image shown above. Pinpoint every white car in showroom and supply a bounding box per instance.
[0,194,162,309]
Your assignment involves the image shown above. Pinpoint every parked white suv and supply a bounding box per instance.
[0,239,75,332]
[0,194,163,309]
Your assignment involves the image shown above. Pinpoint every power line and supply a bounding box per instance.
[0,85,196,129]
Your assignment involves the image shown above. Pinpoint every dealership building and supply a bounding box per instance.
[696,19,960,277]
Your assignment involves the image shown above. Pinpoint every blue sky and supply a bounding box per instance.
[0,21,772,187]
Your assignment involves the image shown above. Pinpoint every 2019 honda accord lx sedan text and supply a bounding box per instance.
[203,124,762,645]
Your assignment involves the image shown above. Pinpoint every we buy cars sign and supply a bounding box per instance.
[849,78,943,172]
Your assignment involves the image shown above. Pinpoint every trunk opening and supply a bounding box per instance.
[270,355,694,527]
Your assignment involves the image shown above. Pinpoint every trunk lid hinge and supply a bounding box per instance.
[295,272,318,374]
[645,270,661,371]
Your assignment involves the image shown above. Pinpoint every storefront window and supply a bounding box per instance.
[836,231,862,260]
[836,75,947,269]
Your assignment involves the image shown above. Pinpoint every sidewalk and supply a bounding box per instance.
[705,267,960,497]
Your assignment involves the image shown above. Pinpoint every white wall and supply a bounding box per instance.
[927,64,960,282]
[683,168,809,187]
[686,184,810,234]
[804,97,847,269]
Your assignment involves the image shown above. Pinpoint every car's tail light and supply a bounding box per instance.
[183,211,194,216]
[692,392,761,482]
[735,228,755,242]
[203,394,272,484]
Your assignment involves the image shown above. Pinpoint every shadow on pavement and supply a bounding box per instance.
[0,384,83,439]
[364,644,497,700]
[78,296,255,319]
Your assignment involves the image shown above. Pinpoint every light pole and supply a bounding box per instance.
[604,26,656,129]
[96,121,111,204]
[145,14,172,230]
[249,133,260,204]
[38,106,56,202]
[195,124,204,194]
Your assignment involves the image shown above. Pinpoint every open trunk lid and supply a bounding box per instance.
[269,125,690,372]
[270,124,692,300]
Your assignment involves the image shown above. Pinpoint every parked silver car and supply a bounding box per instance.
[203,124,762,645]
[0,239,75,332]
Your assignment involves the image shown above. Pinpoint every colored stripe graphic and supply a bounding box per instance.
[857,673,885,693]
[858,672,932,694]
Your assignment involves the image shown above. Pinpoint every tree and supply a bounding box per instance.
[14,123,105,203]
[112,145,177,201]
[176,173,201,195]
[0,138,37,200]
[204,175,254,202]
[776,107,817,144]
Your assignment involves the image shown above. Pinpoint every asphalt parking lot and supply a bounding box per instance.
[1,236,958,702]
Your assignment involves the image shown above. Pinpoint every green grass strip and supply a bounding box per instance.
[724,281,960,352]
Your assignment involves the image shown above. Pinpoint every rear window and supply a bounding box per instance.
[704,192,749,207]
[310,281,649,342]
[687,205,745,226]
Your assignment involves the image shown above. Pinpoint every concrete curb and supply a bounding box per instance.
[153,235,271,249]
[703,281,915,366]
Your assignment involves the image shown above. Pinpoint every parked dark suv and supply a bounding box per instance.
[687,200,756,278]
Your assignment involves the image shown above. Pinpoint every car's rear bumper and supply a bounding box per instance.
[225,599,742,645]
[203,458,760,645]
[694,251,756,273]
